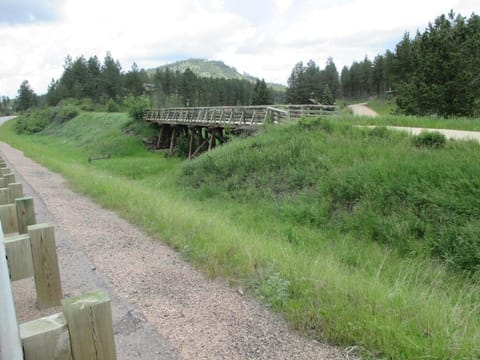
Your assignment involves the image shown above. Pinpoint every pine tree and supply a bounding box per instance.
[15,80,38,111]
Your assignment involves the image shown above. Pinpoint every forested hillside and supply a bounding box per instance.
[148,59,254,81]
[41,54,280,108]
[338,11,480,116]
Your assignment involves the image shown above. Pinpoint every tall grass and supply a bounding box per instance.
[1,113,479,359]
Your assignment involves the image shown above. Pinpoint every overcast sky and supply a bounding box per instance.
[0,0,478,97]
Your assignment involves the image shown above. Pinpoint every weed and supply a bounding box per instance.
[413,131,446,148]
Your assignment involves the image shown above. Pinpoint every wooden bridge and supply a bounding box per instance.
[144,104,337,158]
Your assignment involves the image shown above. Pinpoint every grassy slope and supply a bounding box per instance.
[1,113,479,359]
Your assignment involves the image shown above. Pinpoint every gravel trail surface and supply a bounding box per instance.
[348,103,379,117]
[1,140,345,360]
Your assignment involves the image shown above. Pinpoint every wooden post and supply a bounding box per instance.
[156,126,164,148]
[0,204,19,234]
[16,197,36,234]
[28,224,62,309]
[208,129,216,150]
[4,234,34,281]
[8,183,23,203]
[168,126,177,157]
[4,173,16,185]
[62,291,116,360]
[1,167,10,176]
[0,231,23,360]
[0,187,10,205]
[188,128,194,159]
[0,177,6,188]
[20,312,72,360]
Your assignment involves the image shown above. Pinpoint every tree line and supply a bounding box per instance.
[12,10,479,118]
[151,68,276,107]
[286,11,479,117]
[0,96,13,115]
[13,52,278,113]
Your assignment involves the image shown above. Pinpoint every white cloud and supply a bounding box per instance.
[0,0,478,97]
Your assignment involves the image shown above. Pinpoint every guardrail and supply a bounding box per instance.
[0,155,116,360]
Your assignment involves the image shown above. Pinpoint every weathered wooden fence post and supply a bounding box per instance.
[0,228,23,360]
[0,203,19,233]
[0,187,10,205]
[16,196,36,234]
[20,312,72,360]
[1,167,11,176]
[62,291,117,360]
[28,224,62,309]
[9,182,24,203]
[4,173,16,185]
[4,234,34,281]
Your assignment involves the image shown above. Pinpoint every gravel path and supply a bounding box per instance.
[348,103,379,117]
[1,140,345,360]
[375,126,480,142]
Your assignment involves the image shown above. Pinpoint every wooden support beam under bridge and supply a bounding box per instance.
[144,104,337,157]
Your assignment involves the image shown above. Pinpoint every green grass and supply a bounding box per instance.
[1,112,480,359]
[366,98,396,116]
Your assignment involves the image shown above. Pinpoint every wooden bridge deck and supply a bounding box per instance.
[144,104,337,129]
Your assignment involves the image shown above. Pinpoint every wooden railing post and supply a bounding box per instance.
[4,173,16,185]
[16,197,36,234]
[0,203,19,233]
[0,187,10,205]
[9,183,24,203]
[28,224,62,309]
[4,234,34,281]
[20,312,72,360]
[62,291,116,360]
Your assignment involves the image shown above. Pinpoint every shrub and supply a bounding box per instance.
[124,95,150,122]
[53,104,79,123]
[105,99,121,113]
[413,131,446,149]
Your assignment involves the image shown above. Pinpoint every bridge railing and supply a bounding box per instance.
[145,106,280,127]
[276,104,338,119]
[144,104,337,128]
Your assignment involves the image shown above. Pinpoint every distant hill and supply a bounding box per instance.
[147,59,286,91]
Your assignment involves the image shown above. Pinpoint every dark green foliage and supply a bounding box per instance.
[15,80,38,111]
[46,53,148,106]
[124,95,150,121]
[286,59,340,104]
[252,79,273,105]
[396,12,480,117]
[183,121,480,275]
[341,11,480,117]
[152,67,259,107]
[15,103,80,133]
[340,56,373,98]
[0,96,12,115]
[54,104,79,123]
[413,131,446,148]
[104,98,121,112]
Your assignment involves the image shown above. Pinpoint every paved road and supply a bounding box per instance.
[348,103,379,117]
[0,115,16,126]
